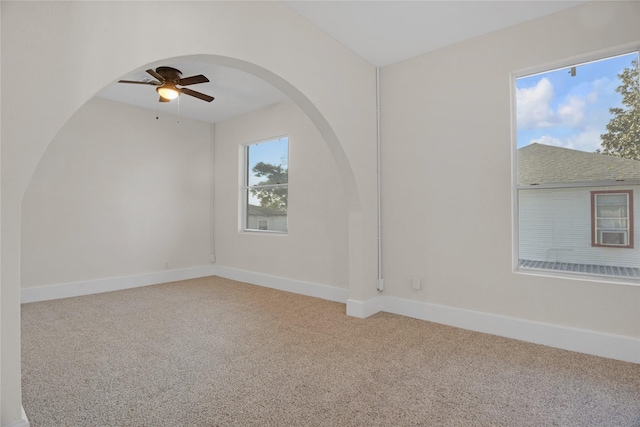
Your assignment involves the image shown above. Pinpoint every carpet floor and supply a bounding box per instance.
[21,276,640,426]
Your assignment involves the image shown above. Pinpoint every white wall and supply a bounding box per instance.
[214,100,349,288]
[380,1,640,338]
[1,2,376,424]
[21,98,212,289]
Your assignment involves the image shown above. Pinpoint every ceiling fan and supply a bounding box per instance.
[118,66,215,103]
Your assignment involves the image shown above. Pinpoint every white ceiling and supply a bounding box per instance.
[285,1,584,67]
[97,1,585,124]
[97,61,288,124]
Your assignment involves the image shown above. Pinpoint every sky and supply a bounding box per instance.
[247,137,289,187]
[516,51,637,152]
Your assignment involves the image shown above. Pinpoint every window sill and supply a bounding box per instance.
[241,229,288,236]
[517,259,640,285]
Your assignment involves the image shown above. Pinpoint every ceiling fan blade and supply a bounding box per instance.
[159,96,170,103]
[146,68,165,82]
[118,80,160,85]
[178,74,209,86]
[180,87,214,102]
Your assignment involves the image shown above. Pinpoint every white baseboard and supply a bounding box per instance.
[2,406,29,427]
[347,295,640,364]
[346,297,383,318]
[19,266,638,364]
[214,265,349,303]
[20,265,348,305]
[20,265,216,304]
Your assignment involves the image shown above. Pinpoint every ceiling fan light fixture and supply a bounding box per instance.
[119,67,213,103]
[156,85,179,100]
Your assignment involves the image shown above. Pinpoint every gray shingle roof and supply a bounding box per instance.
[517,143,640,185]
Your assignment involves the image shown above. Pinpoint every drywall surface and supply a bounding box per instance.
[213,100,349,288]
[21,98,212,289]
[1,2,376,423]
[380,1,640,338]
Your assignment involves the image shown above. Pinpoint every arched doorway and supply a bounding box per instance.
[2,4,377,423]
[21,55,357,298]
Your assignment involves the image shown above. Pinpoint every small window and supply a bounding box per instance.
[243,137,288,233]
[592,191,633,248]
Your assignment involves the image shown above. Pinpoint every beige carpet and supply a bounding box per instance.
[21,276,640,426]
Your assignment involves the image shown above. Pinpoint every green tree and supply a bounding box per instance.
[250,162,288,211]
[598,59,639,160]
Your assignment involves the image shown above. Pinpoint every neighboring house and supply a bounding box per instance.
[518,143,640,274]
[247,204,287,232]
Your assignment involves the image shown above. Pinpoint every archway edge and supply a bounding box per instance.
[22,53,363,215]
[155,53,362,212]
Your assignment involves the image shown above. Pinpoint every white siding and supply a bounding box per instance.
[247,214,287,232]
[519,186,640,268]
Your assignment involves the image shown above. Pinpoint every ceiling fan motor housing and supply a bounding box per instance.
[155,66,183,82]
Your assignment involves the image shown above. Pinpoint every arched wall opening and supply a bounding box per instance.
[21,54,359,294]
[3,3,378,423]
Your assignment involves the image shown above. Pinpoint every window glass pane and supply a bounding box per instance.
[596,206,627,219]
[246,187,288,232]
[249,186,288,212]
[247,137,288,186]
[516,52,639,278]
[598,194,627,205]
[516,52,639,185]
[244,137,288,233]
[597,219,625,229]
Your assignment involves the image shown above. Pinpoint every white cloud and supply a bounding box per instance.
[516,77,555,129]
[532,127,604,152]
[557,96,586,127]
[517,75,617,136]
[531,135,565,147]
[591,77,617,101]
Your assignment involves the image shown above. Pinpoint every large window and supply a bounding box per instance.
[514,50,640,281]
[243,137,288,233]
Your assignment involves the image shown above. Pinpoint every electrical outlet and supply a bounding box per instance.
[411,277,421,290]
[210,254,216,264]
[164,262,169,270]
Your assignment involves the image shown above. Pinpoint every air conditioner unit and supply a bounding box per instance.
[599,230,627,246]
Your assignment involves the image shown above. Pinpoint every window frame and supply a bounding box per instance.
[241,136,289,234]
[511,44,640,283]
[591,190,634,249]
